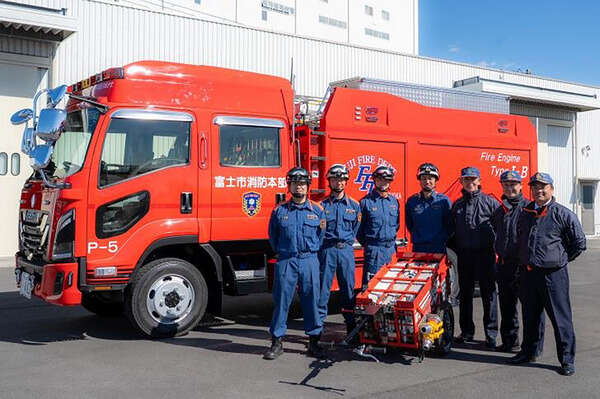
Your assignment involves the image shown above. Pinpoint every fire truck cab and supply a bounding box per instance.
[12,61,537,338]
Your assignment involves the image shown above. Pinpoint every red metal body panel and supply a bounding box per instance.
[37,262,81,305]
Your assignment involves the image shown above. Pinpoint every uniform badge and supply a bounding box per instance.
[242,191,261,217]
[357,212,362,222]
[320,219,326,229]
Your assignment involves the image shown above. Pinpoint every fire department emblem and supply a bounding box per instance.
[242,192,261,217]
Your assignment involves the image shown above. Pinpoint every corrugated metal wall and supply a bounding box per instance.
[547,125,574,207]
[52,1,600,101]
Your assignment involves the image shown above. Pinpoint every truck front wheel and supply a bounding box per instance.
[125,258,208,338]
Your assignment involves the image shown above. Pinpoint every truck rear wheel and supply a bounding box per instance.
[81,292,124,317]
[125,257,208,338]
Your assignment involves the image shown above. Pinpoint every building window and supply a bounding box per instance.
[11,153,20,176]
[365,27,389,40]
[0,152,7,175]
[321,0,328,2]
[318,15,347,29]
[382,10,389,20]
[261,0,295,15]
[194,0,201,4]
[262,10,267,20]
[365,5,373,16]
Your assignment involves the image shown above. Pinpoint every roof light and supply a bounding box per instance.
[69,67,124,94]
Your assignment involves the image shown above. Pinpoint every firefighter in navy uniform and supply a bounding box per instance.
[405,163,452,254]
[357,166,400,286]
[508,172,586,377]
[450,166,500,348]
[264,167,326,360]
[318,164,361,335]
[492,170,545,353]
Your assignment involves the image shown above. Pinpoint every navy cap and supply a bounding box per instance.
[500,170,522,183]
[529,172,554,186]
[461,166,480,178]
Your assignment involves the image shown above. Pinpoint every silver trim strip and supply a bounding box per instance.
[213,115,285,128]
[111,109,194,122]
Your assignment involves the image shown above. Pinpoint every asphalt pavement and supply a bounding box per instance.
[1,241,599,399]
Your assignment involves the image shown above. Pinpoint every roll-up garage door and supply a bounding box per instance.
[0,62,48,256]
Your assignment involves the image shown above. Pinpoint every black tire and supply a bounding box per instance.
[125,257,208,338]
[435,301,454,355]
[81,292,124,317]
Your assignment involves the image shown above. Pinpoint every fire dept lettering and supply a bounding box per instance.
[344,154,396,193]
[479,151,529,178]
[214,176,287,189]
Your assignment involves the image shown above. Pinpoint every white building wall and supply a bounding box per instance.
[296,0,348,44]
[349,0,416,54]
[578,109,600,234]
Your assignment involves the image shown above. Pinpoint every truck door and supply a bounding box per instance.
[210,116,290,241]
[85,109,198,278]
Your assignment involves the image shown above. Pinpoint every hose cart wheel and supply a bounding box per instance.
[435,301,454,355]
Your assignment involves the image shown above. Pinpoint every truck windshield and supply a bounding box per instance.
[52,108,101,178]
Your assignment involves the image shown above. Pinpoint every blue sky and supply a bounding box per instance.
[419,1,600,87]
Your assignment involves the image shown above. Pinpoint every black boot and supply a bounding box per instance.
[307,335,326,359]
[263,337,283,360]
[506,351,537,365]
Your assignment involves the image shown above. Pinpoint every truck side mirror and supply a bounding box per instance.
[36,108,67,142]
[47,85,68,108]
[10,108,34,125]
[21,127,35,155]
[29,144,53,170]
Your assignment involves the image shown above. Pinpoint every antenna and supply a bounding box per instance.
[290,57,300,166]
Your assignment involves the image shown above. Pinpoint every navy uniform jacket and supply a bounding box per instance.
[357,191,400,247]
[450,189,499,251]
[268,200,326,257]
[492,194,529,262]
[405,191,452,250]
[517,198,586,269]
[321,195,361,245]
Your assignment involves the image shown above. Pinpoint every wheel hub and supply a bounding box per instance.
[146,274,195,324]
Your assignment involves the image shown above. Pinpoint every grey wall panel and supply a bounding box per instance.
[0,36,54,58]
[511,101,575,122]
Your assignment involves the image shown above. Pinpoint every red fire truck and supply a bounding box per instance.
[11,61,537,338]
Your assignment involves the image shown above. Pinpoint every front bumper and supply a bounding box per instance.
[16,255,82,306]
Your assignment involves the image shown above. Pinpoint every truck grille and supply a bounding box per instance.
[20,209,50,261]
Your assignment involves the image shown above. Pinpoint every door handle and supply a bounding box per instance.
[200,132,208,169]
[180,192,193,214]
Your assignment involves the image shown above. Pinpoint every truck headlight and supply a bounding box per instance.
[52,209,75,260]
